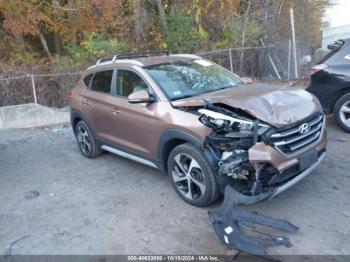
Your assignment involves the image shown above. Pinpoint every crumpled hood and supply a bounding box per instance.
[171,84,322,128]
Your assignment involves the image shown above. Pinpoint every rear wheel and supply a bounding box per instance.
[74,121,102,158]
[334,93,350,133]
[167,143,219,207]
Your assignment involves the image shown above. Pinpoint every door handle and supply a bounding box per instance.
[111,108,121,115]
[82,99,90,106]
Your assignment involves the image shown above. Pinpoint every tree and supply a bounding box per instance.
[0,0,54,59]
[0,0,331,67]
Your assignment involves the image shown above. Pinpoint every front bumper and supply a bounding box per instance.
[269,151,325,198]
[248,125,327,173]
[232,127,328,203]
[223,151,326,205]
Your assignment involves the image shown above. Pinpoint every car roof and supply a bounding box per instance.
[86,54,202,72]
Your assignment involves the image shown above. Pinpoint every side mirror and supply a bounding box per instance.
[128,89,155,104]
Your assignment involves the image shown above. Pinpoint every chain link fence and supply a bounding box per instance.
[198,41,307,81]
[0,73,81,108]
[199,46,281,80]
[0,43,308,109]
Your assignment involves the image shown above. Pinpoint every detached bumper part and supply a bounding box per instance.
[209,186,299,257]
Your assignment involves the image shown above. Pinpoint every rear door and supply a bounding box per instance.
[79,69,116,142]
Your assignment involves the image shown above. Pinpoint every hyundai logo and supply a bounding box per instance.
[299,123,311,134]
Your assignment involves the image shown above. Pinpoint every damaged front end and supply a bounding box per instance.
[195,101,328,256]
[197,99,326,203]
[198,102,304,256]
[198,101,277,200]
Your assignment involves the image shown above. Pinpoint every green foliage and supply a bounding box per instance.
[53,33,127,70]
[198,25,210,49]
[9,50,41,64]
[0,39,40,64]
[66,33,127,61]
[218,16,262,48]
[165,11,199,53]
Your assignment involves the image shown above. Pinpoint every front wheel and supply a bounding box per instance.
[167,143,219,207]
[334,93,350,133]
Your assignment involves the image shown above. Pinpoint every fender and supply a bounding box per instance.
[157,128,219,173]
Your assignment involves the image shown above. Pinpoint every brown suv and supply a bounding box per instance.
[69,51,327,206]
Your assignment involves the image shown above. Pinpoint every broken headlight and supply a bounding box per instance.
[198,108,270,134]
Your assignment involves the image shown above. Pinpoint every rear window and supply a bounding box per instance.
[90,70,113,93]
[318,40,346,65]
[83,74,93,87]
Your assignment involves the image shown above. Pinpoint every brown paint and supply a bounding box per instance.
[71,55,326,173]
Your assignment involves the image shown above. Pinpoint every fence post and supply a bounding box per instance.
[287,39,292,80]
[30,74,38,104]
[290,8,299,78]
[229,49,234,73]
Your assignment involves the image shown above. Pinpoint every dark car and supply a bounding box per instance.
[307,38,350,132]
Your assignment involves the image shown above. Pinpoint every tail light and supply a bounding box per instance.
[311,64,328,73]
[67,90,73,99]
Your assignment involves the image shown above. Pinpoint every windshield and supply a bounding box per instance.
[145,59,243,100]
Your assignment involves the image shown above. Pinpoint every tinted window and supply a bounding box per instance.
[83,74,93,87]
[116,70,148,97]
[91,70,113,93]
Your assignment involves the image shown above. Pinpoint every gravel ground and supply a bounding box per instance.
[0,117,349,256]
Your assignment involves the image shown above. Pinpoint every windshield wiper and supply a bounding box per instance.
[197,85,238,96]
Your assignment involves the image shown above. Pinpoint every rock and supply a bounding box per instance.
[141,237,150,243]
[25,191,39,200]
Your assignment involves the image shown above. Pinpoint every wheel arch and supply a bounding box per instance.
[330,86,350,114]
[157,129,203,172]
[70,111,91,133]
[157,129,219,173]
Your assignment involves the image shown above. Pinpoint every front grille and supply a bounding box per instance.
[269,113,324,155]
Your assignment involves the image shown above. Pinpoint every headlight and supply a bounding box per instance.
[198,108,270,133]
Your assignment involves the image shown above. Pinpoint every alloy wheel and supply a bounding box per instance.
[340,101,350,128]
[171,153,206,200]
[76,125,91,156]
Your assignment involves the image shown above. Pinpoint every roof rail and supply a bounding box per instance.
[95,50,170,65]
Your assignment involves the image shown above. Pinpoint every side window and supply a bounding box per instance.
[83,74,93,87]
[90,70,113,94]
[116,70,148,97]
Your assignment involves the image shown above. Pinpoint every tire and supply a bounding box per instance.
[167,143,219,207]
[74,120,102,158]
[334,93,350,133]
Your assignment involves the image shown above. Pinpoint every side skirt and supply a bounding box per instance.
[100,145,158,169]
